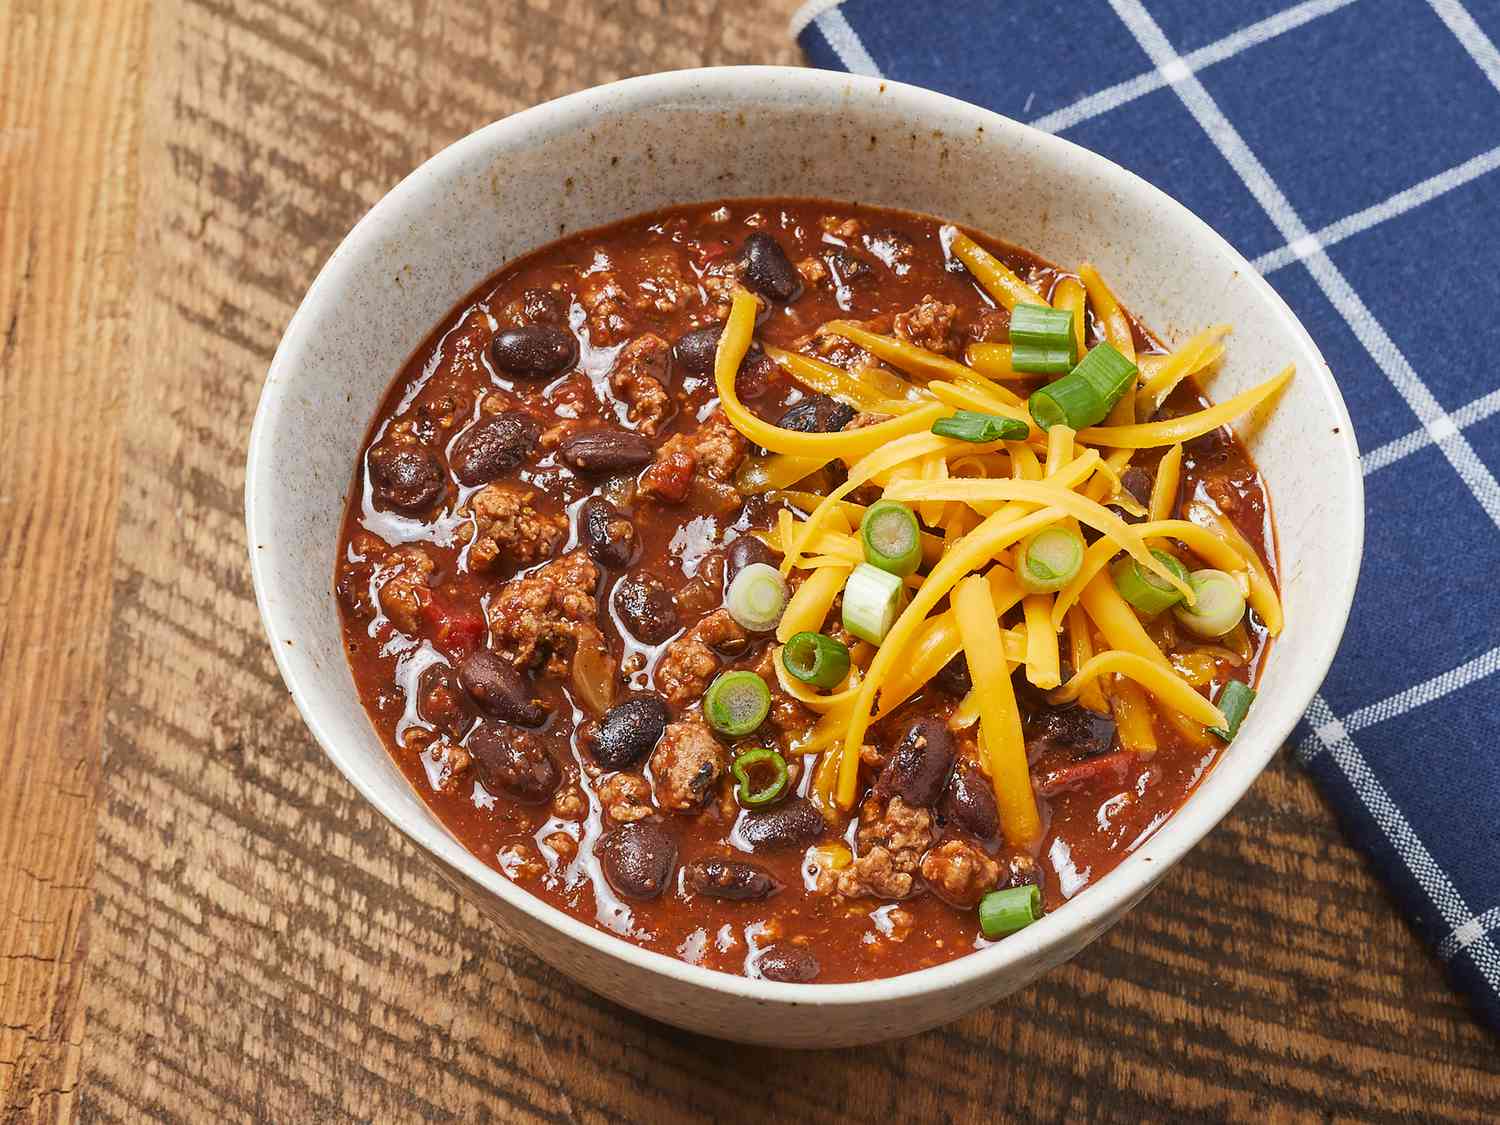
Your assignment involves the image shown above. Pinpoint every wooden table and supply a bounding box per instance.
[3,2,1496,1120]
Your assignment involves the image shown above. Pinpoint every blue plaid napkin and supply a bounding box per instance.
[795,0,1500,1033]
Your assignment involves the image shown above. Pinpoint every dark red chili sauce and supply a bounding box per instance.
[334,199,1275,984]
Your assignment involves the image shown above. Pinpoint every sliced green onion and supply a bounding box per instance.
[931,411,1031,443]
[979,884,1042,939]
[782,631,851,689]
[1028,342,1138,431]
[860,499,923,577]
[1111,549,1191,616]
[732,747,790,808]
[1010,343,1076,374]
[1010,303,1076,353]
[725,562,787,632]
[704,671,771,736]
[1017,526,1085,594]
[1209,680,1255,742]
[1172,569,1247,638]
[842,563,904,644]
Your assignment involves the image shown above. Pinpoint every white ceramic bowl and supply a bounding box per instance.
[246,66,1362,1047]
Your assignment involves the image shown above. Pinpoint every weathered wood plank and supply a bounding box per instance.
[0,2,150,1120]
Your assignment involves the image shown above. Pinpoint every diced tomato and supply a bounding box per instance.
[419,596,486,658]
[1034,751,1134,798]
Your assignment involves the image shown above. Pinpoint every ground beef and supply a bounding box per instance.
[422,736,473,795]
[654,608,747,707]
[458,484,567,572]
[498,842,546,882]
[635,248,694,313]
[1201,471,1265,542]
[751,648,814,737]
[375,545,434,635]
[609,333,673,436]
[700,257,744,313]
[798,322,880,372]
[485,549,600,674]
[862,228,915,275]
[649,720,728,813]
[597,771,655,823]
[920,839,1001,908]
[795,256,829,286]
[579,275,632,344]
[638,412,747,503]
[963,307,1011,345]
[499,286,568,327]
[837,796,933,900]
[893,294,960,355]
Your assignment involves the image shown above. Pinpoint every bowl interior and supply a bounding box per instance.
[248,67,1361,1004]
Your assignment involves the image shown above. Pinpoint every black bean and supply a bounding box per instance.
[457,649,547,727]
[613,575,680,645]
[597,819,677,900]
[448,413,541,486]
[723,535,775,590]
[932,653,973,696]
[672,325,726,376]
[367,444,445,513]
[557,429,655,474]
[939,763,1000,844]
[877,717,955,807]
[824,247,872,285]
[1025,705,1118,759]
[416,664,474,740]
[736,797,825,852]
[756,943,820,983]
[1120,466,1155,507]
[738,233,803,304]
[579,495,637,570]
[671,323,768,378]
[490,324,578,378]
[518,287,567,325]
[776,394,856,435]
[468,723,559,803]
[684,858,779,901]
[583,694,670,771]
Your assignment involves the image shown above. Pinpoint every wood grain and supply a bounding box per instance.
[2,0,1497,1120]
[0,1,149,1120]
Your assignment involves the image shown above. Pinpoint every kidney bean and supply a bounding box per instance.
[468,723,559,803]
[736,797,825,851]
[776,394,856,435]
[932,653,972,696]
[457,649,547,727]
[582,694,670,771]
[579,495,637,570]
[877,718,955,807]
[756,943,820,983]
[723,535,775,590]
[671,323,770,377]
[684,858,779,901]
[939,763,1000,844]
[613,575,680,645]
[598,820,677,900]
[672,324,727,376]
[490,324,578,378]
[738,233,803,303]
[449,413,541,485]
[1025,705,1118,760]
[557,429,655,474]
[416,664,474,740]
[367,444,445,513]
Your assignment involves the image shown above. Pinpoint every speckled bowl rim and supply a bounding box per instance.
[247,66,1363,1011]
